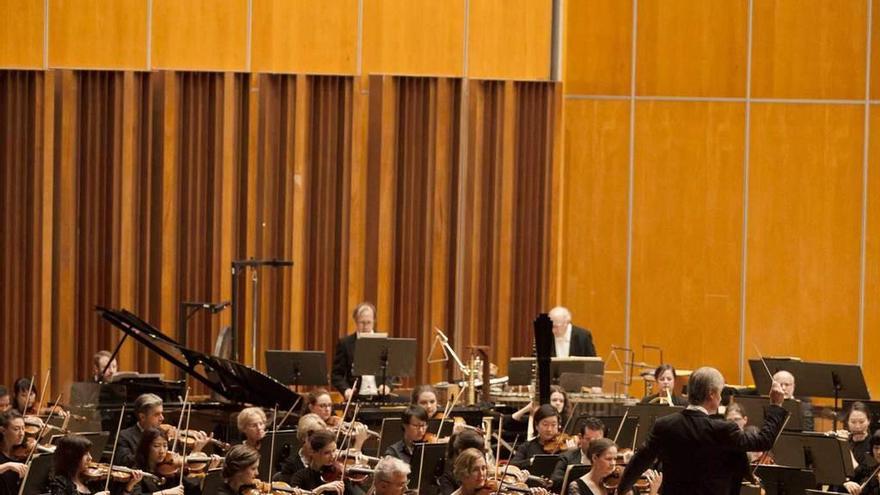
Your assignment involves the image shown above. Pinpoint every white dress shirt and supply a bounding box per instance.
[554,323,572,358]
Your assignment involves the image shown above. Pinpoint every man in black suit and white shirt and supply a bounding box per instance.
[618,366,787,495]
[548,306,596,357]
[331,302,392,400]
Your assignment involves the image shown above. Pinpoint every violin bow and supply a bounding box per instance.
[415,423,427,494]
[336,379,359,445]
[179,402,195,488]
[495,416,504,476]
[170,388,190,453]
[494,435,520,495]
[436,385,466,439]
[613,409,629,445]
[277,396,302,429]
[749,344,791,478]
[268,404,279,487]
[35,370,50,416]
[105,405,126,493]
[24,374,35,414]
[25,394,62,464]
[859,462,880,491]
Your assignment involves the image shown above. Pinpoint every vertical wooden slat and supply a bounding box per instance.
[158,70,178,379]
[291,74,308,351]
[118,71,137,367]
[37,70,55,384]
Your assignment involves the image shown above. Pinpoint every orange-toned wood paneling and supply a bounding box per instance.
[0,0,43,68]
[871,0,880,99]
[563,0,632,95]
[48,0,147,69]
[630,101,745,382]
[362,0,464,76]
[745,104,863,369]
[467,0,552,80]
[251,0,358,74]
[557,99,630,363]
[751,0,867,100]
[636,0,748,97]
[151,0,247,71]
[864,106,880,399]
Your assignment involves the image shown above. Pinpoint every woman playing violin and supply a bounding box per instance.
[384,406,428,465]
[510,405,575,468]
[49,435,143,495]
[238,408,267,451]
[845,402,874,466]
[286,430,355,495]
[0,387,10,413]
[843,430,880,495]
[437,429,489,495]
[306,390,341,427]
[217,444,304,495]
[133,427,204,495]
[450,448,548,495]
[568,438,661,495]
[509,386,572,431]
[0,411,29,495]
[411,385,440,419]
[639,365,687,407]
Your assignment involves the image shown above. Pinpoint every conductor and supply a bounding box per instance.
[618,366,787,494]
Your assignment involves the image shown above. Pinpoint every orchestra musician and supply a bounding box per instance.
[508,386,573,436]
[450,448,548,495]
[550,417,605,492]
[385,406,428,465]
[411,385,440,419]
[132,427,198,495]
[217,444,305,495]
[639,365,687,406]
[772,370,814,431]
[331,302,392,401]
[49,434,143,495]
[0,387,10,413]
[510,404,575,468]
[12,377,68,418]
[92,350,118,383]
[548,306,596,358]
[843,430,880,495]
[286,430,354,495]
[117,394,209,468]
[369,456,411,495]
[725,403,749,430]
[617,366,786,494]
[306,390,341,427]
[237,407,267,451]
[0,411,29,495]
[437,429,489,495]
[841,402,874,466]
[568,438,661,495]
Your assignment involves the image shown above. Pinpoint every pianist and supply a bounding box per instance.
[331,302,393,400]
[92,350,118,383]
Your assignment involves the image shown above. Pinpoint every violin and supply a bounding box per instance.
[601,465,655,494]
[158,424,230,451]
[475,478,533,494]
[242,480,310,494]
[10,437,37,462]
[328,420,380,439]
[319,460,374,484]
[541,432,576,453]
[83,462,163,485]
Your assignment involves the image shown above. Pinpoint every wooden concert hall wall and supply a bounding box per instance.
[0,0,559,397]
[559,0,880,398]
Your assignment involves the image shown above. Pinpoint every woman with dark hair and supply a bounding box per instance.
[287,430,352,494]
[49,435,142,495]
[639,365,687,406]
[839,402,874,465]
[133,427,204,495]
[305,389,340,427]
[411,385,440,419]
[844,430,880,495]
[384,406,429,465]
[510,405,575,468]
[11,379,36,416]
[0,410,29,495]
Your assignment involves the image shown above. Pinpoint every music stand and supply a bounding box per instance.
[18,452,53,495]
[410,442,446,495]
[353,336,417,397]
[379,418,404,458]
[733,396,804,431]
[529,454,563,478]
[749,359,869,429]
[428,418,455,438]
[258,430,299,480]
[753,465,816,495]
[508,357,534,386]
[771,431,853,485]
[561,464,590,495]
[265,350,328,388]
[551,357,604,384]
[50,431,109,461]
[627,405,683,449]
[572,415,638,450]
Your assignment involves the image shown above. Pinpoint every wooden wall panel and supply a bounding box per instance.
[864,106,880,399]
[745,104,863,367]
[872,0,880,100]
[151,0,247,71]
[467,0,552,80]
[48,0,147,70]
[251,0,358,75]
[751,0,867,99]
[362,0,464,76]
[0,0,43,68]
[636,0,747,97]
[630,101,745,382]
[564,0,632,95]
[558,99,629,365]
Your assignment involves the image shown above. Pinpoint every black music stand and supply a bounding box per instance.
[353,336,417,398]
[734,396,805,431]
[428,418,455,438]
[19,452,53,495]
[771,431,853,485]
[410,442,446,495]
[529,454,563,478]
[379,417,404,458]
[508,357,534,386]
[257,430,299,481]
[551,357,604,385]
[754,465,816,495]
[627,404,683,449]
[570,415,638,450]
[265,350,328,388]
[749,359,869,429]
[561,464,590,494]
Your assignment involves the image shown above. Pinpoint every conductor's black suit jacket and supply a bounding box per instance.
[618,404,787,495]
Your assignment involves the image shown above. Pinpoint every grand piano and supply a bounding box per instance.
[72,307,301,445]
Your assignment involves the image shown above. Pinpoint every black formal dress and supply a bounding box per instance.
[618,405,787,495]
[851,458,880,495]
[567,478,598,495]
[0,452,23,495]
[551,326,596,358]
[287,466,364,495]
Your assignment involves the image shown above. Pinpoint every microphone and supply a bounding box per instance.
[209,301,231,313]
